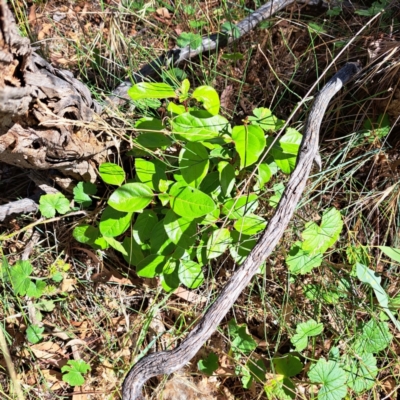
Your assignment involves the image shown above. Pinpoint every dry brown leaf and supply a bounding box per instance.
[38,23,53,41]
[72,386,88,400]
[174,287,207,304]
[62,278,77,292]
[156,7,171,19]
[41,369,64,391]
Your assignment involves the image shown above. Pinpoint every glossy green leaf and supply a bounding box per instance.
[234,214,266,235]
[206,228,231,259]
[161,260,180,292]
[99,162,125,186]
[128,82,176,100]
[164,210,197,249]
[135,116,164,132]
[179,260,204,288]
[279,128,302,154]
[269,182,285,208]
[232,125,266,169]
[122,237,144,266]
[135,132,172,149]
[179,142,209,187]
[108,183,153,212]
[133,210,158,244]
[255,162,274,189]
[135,158,167,191]
[248,107,284,132]
[302,208,343,255]
[136,254,167,278]
[150,220,176,255]
[169,182,216,219]
[222,194,258,219]
[172,111,230,142]
[39,193,70,218]
[103,237,127,256]
[308,359,347,400]
[192,85,220,115]
[291,319,323,351]
[218,161,235,198]
[99,206,132,237]
[167,102,186,115]
[286,242,323,274]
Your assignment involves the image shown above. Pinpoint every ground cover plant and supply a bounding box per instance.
[0,0,400,399]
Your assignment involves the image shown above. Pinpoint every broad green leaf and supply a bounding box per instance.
[234,214,266,235]
[221,22,241,39]
[135,158,167,191]
[264,374,296,400]
[192,86,220,115]
[128,82,176,100]
[179,142,209,187]
[254,162,274,189]
[222,194,258,219]
[232,125,266,169]
[347,352,378,393]
[164,210,197,249]
[229,232,257,265]
[178,260,204,288]
[161,260,180,292]
[291,319,323,351]
[136,255,167,278]
[26,324,44,344]
[179,79,190,101]
[122,237,144,266]
[39,193,70,218]
[206,228,231,259]
[248,107,284,132]
[167,102,186,115]
[177,32,202,49]
[10,260,32,295]
[135,132,172,149]
[353,319,392,354]
[308,359,347,400]
[150,220,176,255]
[198,352,219,376]
[133,210,158,244]
[242,359,267,389]
[272,354,303,377]
[73,182,97,207]
[379,246,400,263]
[199,171,220,197]
[302,208,343,255]
[103,237,127,256]
[108,183,153,212]
[99,206,132,237]
[26,280,46,298]
[62,360,91,387]
[279,128,302,154]
[72,225,108,250]
[356,263,400,330]
[135,116,164,132]
[218,161,235,198]
[286,242,323,274]
[269,182,285,208]
[228,319,257,355]
[172,111,230,142]
[99,162,125,186]
[169,182,216,219]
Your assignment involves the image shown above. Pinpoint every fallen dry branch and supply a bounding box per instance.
[122,62,362,399]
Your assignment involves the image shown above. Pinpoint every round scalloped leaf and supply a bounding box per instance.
[108,183,153,212]
[308,359,348,400]
[192,86,220,115]
[347,352,378,393]
[99,162,125,186]
[232,125,266,169]
[291,319,323,352]
[179,142,210,187]
[169,182,216,219]
[353,319,392,354]
[272,354,303,377]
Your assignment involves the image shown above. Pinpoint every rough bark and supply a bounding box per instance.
[0,0,105,183]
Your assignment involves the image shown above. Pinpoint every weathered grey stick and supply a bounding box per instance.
[122,62,361,400]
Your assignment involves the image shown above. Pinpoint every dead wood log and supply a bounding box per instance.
[0,0,105,182]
